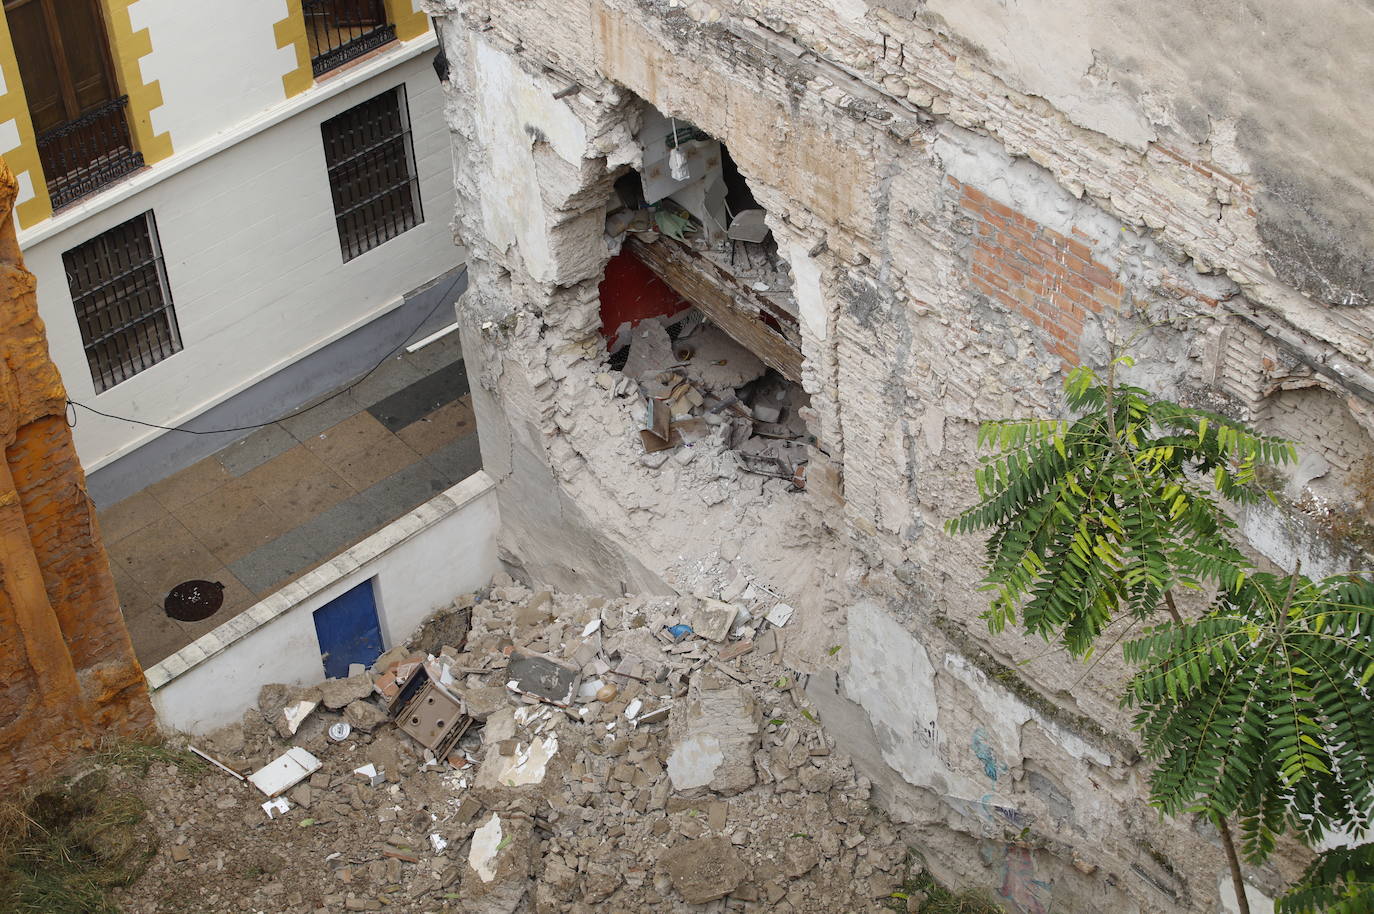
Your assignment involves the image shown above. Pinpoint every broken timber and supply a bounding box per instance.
[627,236,803,383]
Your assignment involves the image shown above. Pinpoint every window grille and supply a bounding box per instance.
[320,86,423,262]
[303,0,396,76]
[4,0,143,208]
[36,96,143,209]
[63,212,182,392]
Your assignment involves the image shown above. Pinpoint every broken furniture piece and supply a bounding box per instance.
[396,680,471,758]
[385,660,473,759]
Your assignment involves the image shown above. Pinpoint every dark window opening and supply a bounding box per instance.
[63,211,182,392]
[4,0,142,208]
[303,0,396,76]
[720,145,759,217]
[321,85,423,262]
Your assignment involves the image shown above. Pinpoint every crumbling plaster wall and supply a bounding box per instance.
[426,0,1370,909]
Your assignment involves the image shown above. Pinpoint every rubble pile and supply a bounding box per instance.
[116,578,920,913]
[609,314,811,486]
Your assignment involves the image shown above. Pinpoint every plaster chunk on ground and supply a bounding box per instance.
[667,681,760,794]
[462,812,533,914]
[477,734,559,789]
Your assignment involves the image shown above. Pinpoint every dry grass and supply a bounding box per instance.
[884,851,1007,914]
[0,739,204,914]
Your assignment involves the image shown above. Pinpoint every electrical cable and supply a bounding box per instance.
[66,268,466,436]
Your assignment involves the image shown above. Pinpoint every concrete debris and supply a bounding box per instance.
[247,747,321,798]
[665,836,748,903]
[343,700,389,733]
[690,597,737,642]
[469,813,504,883]
[280,699,317,736]
[612,313,810,479]
[353,763,383,787]
[667,680,761,794]
[318,673,376,710]
[123,587,908,913]
[506,648,581,706]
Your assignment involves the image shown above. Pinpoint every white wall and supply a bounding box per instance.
[147,472,499,735]
[129,0,301,151]
[21,52,458,470]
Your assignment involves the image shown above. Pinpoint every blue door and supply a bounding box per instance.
[313,578,384,678]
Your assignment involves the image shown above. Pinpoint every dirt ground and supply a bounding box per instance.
[12,582,1004,914]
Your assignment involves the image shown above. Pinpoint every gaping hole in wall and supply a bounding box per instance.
[598,107,811,487]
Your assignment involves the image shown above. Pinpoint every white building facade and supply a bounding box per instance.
[2,0,463,504]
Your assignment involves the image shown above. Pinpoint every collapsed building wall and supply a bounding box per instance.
[423,1,1374,910]
[0,159,154,790]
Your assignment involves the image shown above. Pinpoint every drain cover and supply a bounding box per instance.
[164,580,225,622]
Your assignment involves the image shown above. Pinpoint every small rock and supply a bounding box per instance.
[344,700,389,732]
[782,835,820,877]
[663,836,746,904]
[319,674,376,710]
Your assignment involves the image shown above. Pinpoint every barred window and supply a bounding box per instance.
[63,211,181,392]
[303,0,396,76]
[320,86,423,262]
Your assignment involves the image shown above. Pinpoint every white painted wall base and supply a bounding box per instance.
[146,472,499,735]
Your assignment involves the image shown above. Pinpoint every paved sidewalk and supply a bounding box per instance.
[100,330,481,667]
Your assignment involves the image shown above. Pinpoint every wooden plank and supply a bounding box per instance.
[627,236,803,383]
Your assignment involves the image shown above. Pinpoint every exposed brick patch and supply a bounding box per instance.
[951,176,1123,365]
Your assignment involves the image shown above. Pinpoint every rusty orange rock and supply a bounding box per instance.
[0,156,153,789]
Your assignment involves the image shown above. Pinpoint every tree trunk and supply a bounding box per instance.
[1214,813,1251,914]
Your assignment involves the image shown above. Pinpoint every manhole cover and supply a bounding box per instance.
[164,580,225,622]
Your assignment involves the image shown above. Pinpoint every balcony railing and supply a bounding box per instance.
[304,0,396,76]
[36,96,144,210]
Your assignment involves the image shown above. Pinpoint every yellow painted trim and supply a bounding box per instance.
[100,0,173,165]
[273,0,313,99]
[0,15,52,228]
[383,0,429,42]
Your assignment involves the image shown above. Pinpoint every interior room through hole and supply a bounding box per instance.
[597,103,813,487]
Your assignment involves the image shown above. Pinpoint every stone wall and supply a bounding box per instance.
[423,0,1373,910]
[0,158,153,790]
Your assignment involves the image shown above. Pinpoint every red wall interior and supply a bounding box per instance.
[598,249,691,348]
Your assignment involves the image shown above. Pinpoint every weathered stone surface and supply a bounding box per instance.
[0,158,151,791]
[663,836,746,903]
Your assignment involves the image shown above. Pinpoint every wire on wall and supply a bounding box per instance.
[66,268,467,436]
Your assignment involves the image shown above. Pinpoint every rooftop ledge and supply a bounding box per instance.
[143,470,495,692]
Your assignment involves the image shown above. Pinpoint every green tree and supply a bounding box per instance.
[1278,844,1374,913]
[948,357,1374,914]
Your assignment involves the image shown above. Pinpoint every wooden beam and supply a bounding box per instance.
[626,236,803,383]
